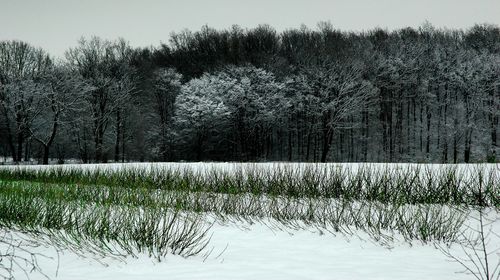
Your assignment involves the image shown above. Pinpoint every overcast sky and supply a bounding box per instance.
[1,0,499,58]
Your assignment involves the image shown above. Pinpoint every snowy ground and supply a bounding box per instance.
[8,222,485,280]
[1,162,498,279]
[2,161,497,169]
[2,162,498,180]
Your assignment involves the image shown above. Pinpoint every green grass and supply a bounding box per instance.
[0,179,468,243]
[0,180,212,260]
[0,164,497,207]
[0,163,497,259]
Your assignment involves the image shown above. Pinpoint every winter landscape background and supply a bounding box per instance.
[0,22,499,165]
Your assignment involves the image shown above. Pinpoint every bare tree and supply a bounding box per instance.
[438,169,500,280]
[300,61,376,162]
[152,68,182,161]
[66,37,134,162]
[0,229,51,280]
[28,66,90,164]
[0,41,52,162]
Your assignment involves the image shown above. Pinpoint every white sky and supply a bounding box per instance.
[1,0,499,58]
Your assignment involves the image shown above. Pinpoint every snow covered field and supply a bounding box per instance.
[2,161,498,172]
[2,162,498,187]
[1,162,498,279]
[8,220,497,280]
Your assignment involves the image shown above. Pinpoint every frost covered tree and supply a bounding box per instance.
[280,73,323,161]
[300,61,376,162]
[28,66,90,164]
[152,68,182,160]
[173,66,284,161]
[0,41,52,162]
[66,37,135,162]
[1,81,43,162]
[174,73,232,160]
[221,66,284,160]
[1,23,499,163]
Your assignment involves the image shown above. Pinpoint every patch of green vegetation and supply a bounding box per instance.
[0,164,497,259]
[0,164,498,207]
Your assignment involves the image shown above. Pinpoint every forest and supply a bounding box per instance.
[0,22,499,164]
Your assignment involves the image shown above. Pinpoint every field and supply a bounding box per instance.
[0,163,499,279]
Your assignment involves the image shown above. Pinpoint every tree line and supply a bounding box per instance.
[0,22,498,164]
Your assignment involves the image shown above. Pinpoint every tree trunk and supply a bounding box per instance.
[419,103,423,154]
[363,109,369,161]
[24,139,30,162]
[121,123,126,163]
[464,130,472,163]
[0,108,17,162]
[443,97,448,163]
[288,128,293,161]
[313,133,318,162]
[16,132,23,163]
[320,129,333,163]
[489,88,498,162]
[42,144,49,165]
[426,105,431,157]
[453,133,458,164]
[114,110,121,162]
[195,133,204,161]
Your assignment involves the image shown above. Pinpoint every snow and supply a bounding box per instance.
[8,208,499,280]
[1,161,498,176]
[1,162,498,279]
[9,222,480,280]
